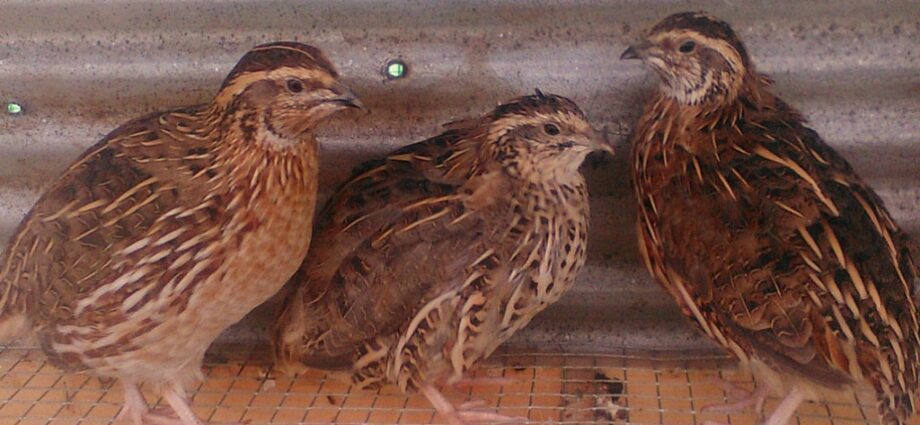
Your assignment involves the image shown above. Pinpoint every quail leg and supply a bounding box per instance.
[150,381,247,425]
[701,377,768,414]
[421,383,523,425]
[762,387,805,425]
[115,381,149,425]
[115,380,184,425]
[450,376,517,389]
[447,374,517,406]
[160,383,205,425]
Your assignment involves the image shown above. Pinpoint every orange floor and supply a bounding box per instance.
[0,347,911,424]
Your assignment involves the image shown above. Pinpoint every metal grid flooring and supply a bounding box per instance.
[0,346,914,425]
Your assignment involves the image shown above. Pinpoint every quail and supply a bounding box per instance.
[0,42,362,425]
[622,12,919,425]
[273,91,611,424]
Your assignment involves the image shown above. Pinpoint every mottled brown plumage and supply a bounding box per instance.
[624,12,919,425]
[0,41,361,425]
[273,92,610,424]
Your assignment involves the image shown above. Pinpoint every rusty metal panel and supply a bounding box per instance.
[0,0,917,354]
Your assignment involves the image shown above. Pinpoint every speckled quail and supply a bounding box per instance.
[623,12,919,425]
[273,91,611,424]
[0,41,362,425]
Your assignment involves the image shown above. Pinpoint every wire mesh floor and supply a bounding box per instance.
[0,346,914,425]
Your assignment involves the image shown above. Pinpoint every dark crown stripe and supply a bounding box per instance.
[492,91,586,121]
[220,41,338,89]
[651,11,750,68]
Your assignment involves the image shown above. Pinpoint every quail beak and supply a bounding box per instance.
[594,140,615,155]
[583,129,615,155]
[326,82,367,112]
[620,39,652,61]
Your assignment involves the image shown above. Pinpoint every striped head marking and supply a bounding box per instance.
[484,91,611,181]
[215,41,363,145]
[621,12,750,106]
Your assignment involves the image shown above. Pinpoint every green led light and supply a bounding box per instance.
[6,102,22,115]
[385,60,407,80]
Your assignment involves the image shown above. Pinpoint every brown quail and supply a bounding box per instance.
[623,12,919,425]
[0,42,362,425]
[273,91,611,424]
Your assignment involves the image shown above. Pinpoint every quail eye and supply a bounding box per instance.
[286,79,304,93]
[544,123,561,135]
[679,40,696,53]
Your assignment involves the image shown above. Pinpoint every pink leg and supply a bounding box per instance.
[450,376,516,389]
[143,413,185,425]
[421,383,524,425]
[115,381,149,425]
[457,400,488,409]
[702,377,769,414]
[160,383,204,425]
[444,375,517,409]
[762,387,805,425]
[114,380,185,425]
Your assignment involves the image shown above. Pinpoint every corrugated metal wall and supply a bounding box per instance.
[0,0,917,354]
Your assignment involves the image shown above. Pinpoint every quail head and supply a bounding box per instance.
[0,41,361,425]
[623,12,919,425]
[273,91,611,424]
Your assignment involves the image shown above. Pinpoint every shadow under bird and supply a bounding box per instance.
[0,41,362,425]
[273,91,612,424]
[622,11,919,425]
